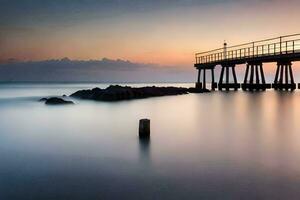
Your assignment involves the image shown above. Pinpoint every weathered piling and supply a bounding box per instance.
[139,119,150,138]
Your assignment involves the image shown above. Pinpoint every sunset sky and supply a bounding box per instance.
[1,0,300,82]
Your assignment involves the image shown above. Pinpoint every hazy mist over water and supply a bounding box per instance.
[1,83,300,199]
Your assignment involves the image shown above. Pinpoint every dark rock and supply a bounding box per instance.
[45,97,74,105]
[203,88,211,93]
[188,87,211,93]
[39,98,48,102]
[70,85,189,101]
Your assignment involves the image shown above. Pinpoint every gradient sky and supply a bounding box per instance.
[1,0,300,68]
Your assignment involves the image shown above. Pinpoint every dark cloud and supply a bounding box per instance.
[0,0,242,27]
[0,58,194,82]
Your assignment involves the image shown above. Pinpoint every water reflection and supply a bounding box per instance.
[2,84,300,199]
[138,137,151,164]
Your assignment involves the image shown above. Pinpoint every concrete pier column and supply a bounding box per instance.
[195,69,202,89]
[255,65,260,84]
[197,69,201,83]
[285,64,289,85]
[225,66,229,84]
[211,68,215,91]
[195,66,216,91]
[203,69,206,89]
[244,64,250,84]
[274,64,280,85]
[232,66,238,91]
[249,64,254,85]
[273,61,295,91]
[225,67,229,91]
[279,64,284,84]
[218,64,240,91]
[218,67,225,91]
[259,64,266,84]
[242,62,270,91]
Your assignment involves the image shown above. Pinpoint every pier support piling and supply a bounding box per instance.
[195,66,216,91]
[242,62,271,91]
[218,64,240,91]
[203,69,206,89]
[273,61,296,91]
[211,68,216,90]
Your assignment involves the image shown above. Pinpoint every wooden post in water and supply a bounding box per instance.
[139,119,150,138]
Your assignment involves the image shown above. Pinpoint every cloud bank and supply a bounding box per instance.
[0,58,195,83]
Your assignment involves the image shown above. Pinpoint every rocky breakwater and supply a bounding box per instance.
[40,97,74,105]
[70,85,209,101]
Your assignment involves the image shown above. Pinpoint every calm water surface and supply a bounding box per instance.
[1,83,300,200]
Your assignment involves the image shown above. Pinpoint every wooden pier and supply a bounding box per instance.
[194,34,300,91]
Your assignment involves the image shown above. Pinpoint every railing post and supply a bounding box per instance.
[280,36,282,54]
[293,41,295,53]
[252,42,255,57]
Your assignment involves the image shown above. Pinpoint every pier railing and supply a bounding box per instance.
[195,34,300,64]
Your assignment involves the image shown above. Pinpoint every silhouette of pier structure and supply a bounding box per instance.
[195,34,300,91]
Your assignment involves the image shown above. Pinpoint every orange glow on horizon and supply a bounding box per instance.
[2,0,300,68]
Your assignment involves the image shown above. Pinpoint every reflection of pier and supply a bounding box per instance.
[195,34,300,91]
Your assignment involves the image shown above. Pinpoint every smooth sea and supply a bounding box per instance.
[1,83,300,200]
